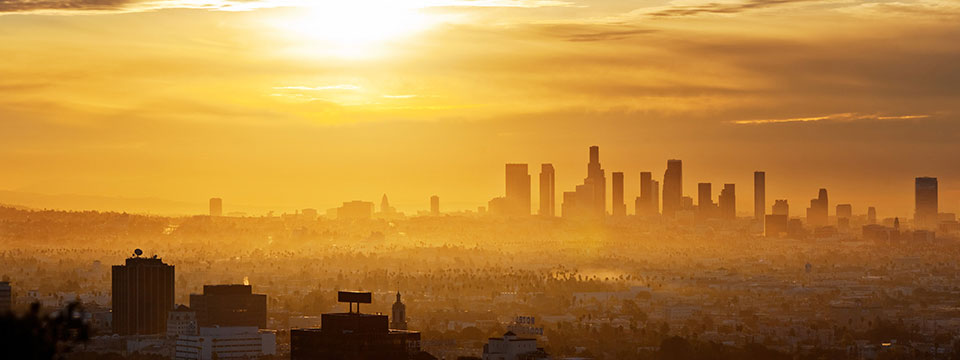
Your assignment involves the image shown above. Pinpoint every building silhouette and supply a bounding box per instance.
[697,183,714,221]
[719,184,736,220]
[391,292,407,330]
[167,305,198,338]
[651,180,660,215]
[338,201,375,220]
[867,206,877,224]
[636,171,655,215]
[482,331,549,360]
[837,204,853,230]
[806,189,829,227]
[291,291,422,360]
[539,164,555,217]
[772,199,789,217]
[189,284,267,329]
[430,195,440,216]
[612,172,625,216]
[380,194,397,216]
[915,177,938,230]
[505,164,531,216]
[112,253,175,335]
[0,281,10,314]
[662,160,682,217]
[209,198,222,217]
[561,146,606,219]
[176,326,276,360]
[754,171,765,225]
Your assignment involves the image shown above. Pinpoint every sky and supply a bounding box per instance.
[0,0,959,216]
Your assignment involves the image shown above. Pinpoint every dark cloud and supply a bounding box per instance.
[532,23,657,42]
[0,0,131,12]
[646,0,820,17]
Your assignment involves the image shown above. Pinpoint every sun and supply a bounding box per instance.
[269,1,438,59]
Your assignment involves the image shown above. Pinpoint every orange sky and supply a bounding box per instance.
[1,0,958,216]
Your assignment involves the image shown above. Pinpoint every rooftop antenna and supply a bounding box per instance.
[133,248,143,257]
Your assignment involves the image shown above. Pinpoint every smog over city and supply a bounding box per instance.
[1,0,960,359]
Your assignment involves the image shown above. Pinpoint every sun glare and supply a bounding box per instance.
[270,1,437,59]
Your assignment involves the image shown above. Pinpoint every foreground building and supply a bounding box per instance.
[291,291,422,360]
[482,331,549,360]
[112,252,175,335]
[175,326,276,360]
[189,284,267,328]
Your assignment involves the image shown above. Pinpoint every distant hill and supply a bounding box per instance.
[0,190,202,216]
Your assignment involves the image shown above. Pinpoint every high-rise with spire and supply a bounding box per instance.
[391,292,407,330]
[561,146,606,219]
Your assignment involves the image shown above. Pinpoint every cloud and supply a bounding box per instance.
[273,85,361,91]
[0,0,298,14]
[644,0,821,17]
[732,112,930,125]
[530,23,657,42]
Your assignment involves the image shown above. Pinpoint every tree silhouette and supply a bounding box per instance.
[0,302,90,359]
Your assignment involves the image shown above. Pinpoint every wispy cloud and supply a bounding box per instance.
[0,0,575,14]
[273,85,361,91]
[382,94,418,99]
[732,113,930,125]
[644,0,821,17]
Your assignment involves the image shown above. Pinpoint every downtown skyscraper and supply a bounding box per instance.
[561,146,606,219]
[612,172,625,217]
[915,177,938,230]
[505,164,531,216]
[539,164,555,217]
[662,160,682,218]
[806,189,829,227]
[754,171,765,223]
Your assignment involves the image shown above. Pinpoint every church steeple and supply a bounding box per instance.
[391,292,407,330]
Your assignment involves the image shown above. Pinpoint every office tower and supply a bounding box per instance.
[772,200,789,217]
[662,160,682,217]
[915,177,938,230]
[806,188,829,227]
[837,204,852,230]
[338,201,375,220]
[719,184,736,220]
[504,163,531,216]
[291,291,422,360]
[380,194,397,215]
[560,146,606,219]
[612,172,625,216]
[430,195,440,215]
[190,285,267,329]
[112,252,175,335]
[651,180,660,215]
[0,281,10,314]
[209,198,222,217]
[867,207,877,224]
[697,183,713,220]
[636,171,654,215]
[539,164,555,217]
[754,171,765,222]
[391,292,407,330]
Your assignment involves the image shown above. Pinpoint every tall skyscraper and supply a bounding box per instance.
[190,285,267,329]
[505,164,531,216]
[697,183,713,220]
[662,160,682,217]
[430,195,440,216]
[560,146,606,219]
[539,164,555,217]
[612,172,625,216]
[867,206,877,224]
[806,189,829,227]
[754,171,765,222]
[391,292,407,330]
[209,197,222,217]
[915,177,938,230]
[719,184,736,220]
[112,252,175,335]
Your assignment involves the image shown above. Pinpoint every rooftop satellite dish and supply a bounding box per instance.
[134,248,143,257]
